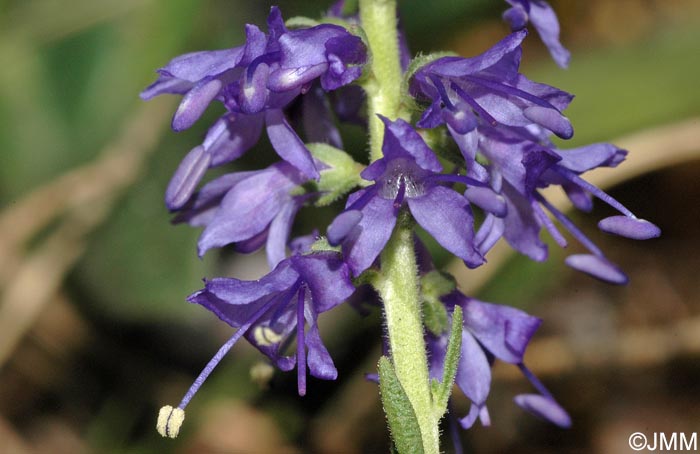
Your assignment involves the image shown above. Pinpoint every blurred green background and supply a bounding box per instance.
[1,0,700,452]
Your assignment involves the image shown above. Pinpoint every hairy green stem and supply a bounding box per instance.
[359,0,405,162]
[375,219,439,454]
[358,1,441,452]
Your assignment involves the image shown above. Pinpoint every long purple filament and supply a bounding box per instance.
[536,192,605,257]
[346,184,379,212]
[531,199,567,247]
[450,82,499,126]
[555,167,635,218]
[462,74,556,109]
[427,173,489,188]
[177,298,277,410]
[518,363,553,399]
[296,286,307,396]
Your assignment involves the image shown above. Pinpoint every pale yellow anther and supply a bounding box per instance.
[253,326,283,346]
[156,405,186,438]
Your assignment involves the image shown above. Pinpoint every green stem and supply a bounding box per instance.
[359,0,405,162]
[358,1,441,452]
[375,218,440,454]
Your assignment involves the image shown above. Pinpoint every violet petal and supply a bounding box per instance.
[265,109,320,180]
[514,394,572,428]
[165,145,212,210]
[565,254,628,285]
[598,216,661,240]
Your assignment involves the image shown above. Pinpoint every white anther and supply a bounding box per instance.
[157,405,186,438]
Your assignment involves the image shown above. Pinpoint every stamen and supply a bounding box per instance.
[428,75,455,110]
[518,363,553,399]
[253,326,284,346]
[296,286,307,396]
[536,193,604,257]
[427,173,489,188]
[346,185,380,212]
[175,298,277,412]
[267,281,302,328]
[555,167,636,218]
[462,75,557,109]
[157,405,185,438]
[450,83,498,126]
[531,200,567,248]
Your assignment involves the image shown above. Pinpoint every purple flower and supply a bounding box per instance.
[327,116,489,275]
[503,0,571,68]
[267,23,366,92]
[429,291,570,428]
[140,22,269,131]
[475,124,660,283]
[172,161,311,268]
[142,7,367,209]
[410,31,574,178]
[175,251,354,410]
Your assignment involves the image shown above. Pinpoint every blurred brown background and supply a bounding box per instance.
[1,0,699,452]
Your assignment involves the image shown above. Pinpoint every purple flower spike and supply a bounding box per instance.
[178,252,354,405]
[503,0,571,68]
[598,215,661,240]
[331,117,484,275]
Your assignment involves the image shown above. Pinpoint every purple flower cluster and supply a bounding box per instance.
[141,7,365,210]
[145,1,659,438]
[408,29,659,285]
[428,291,570,428]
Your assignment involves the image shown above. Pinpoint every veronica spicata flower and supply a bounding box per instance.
[428,291,570,429]
[172,161,312,267]
[410,31,573,181]
[475,124,660,284]
[327,116,492,275]
[142,7,366,210]
[157,251,354,438]
[502,0,571,68]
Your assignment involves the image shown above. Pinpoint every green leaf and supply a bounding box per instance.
[378,356,425,454]
[433,306,462,416]
[421,270,456,336]
[421,270,456,298]
[307,142,364,206]
[422,297,448,337]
